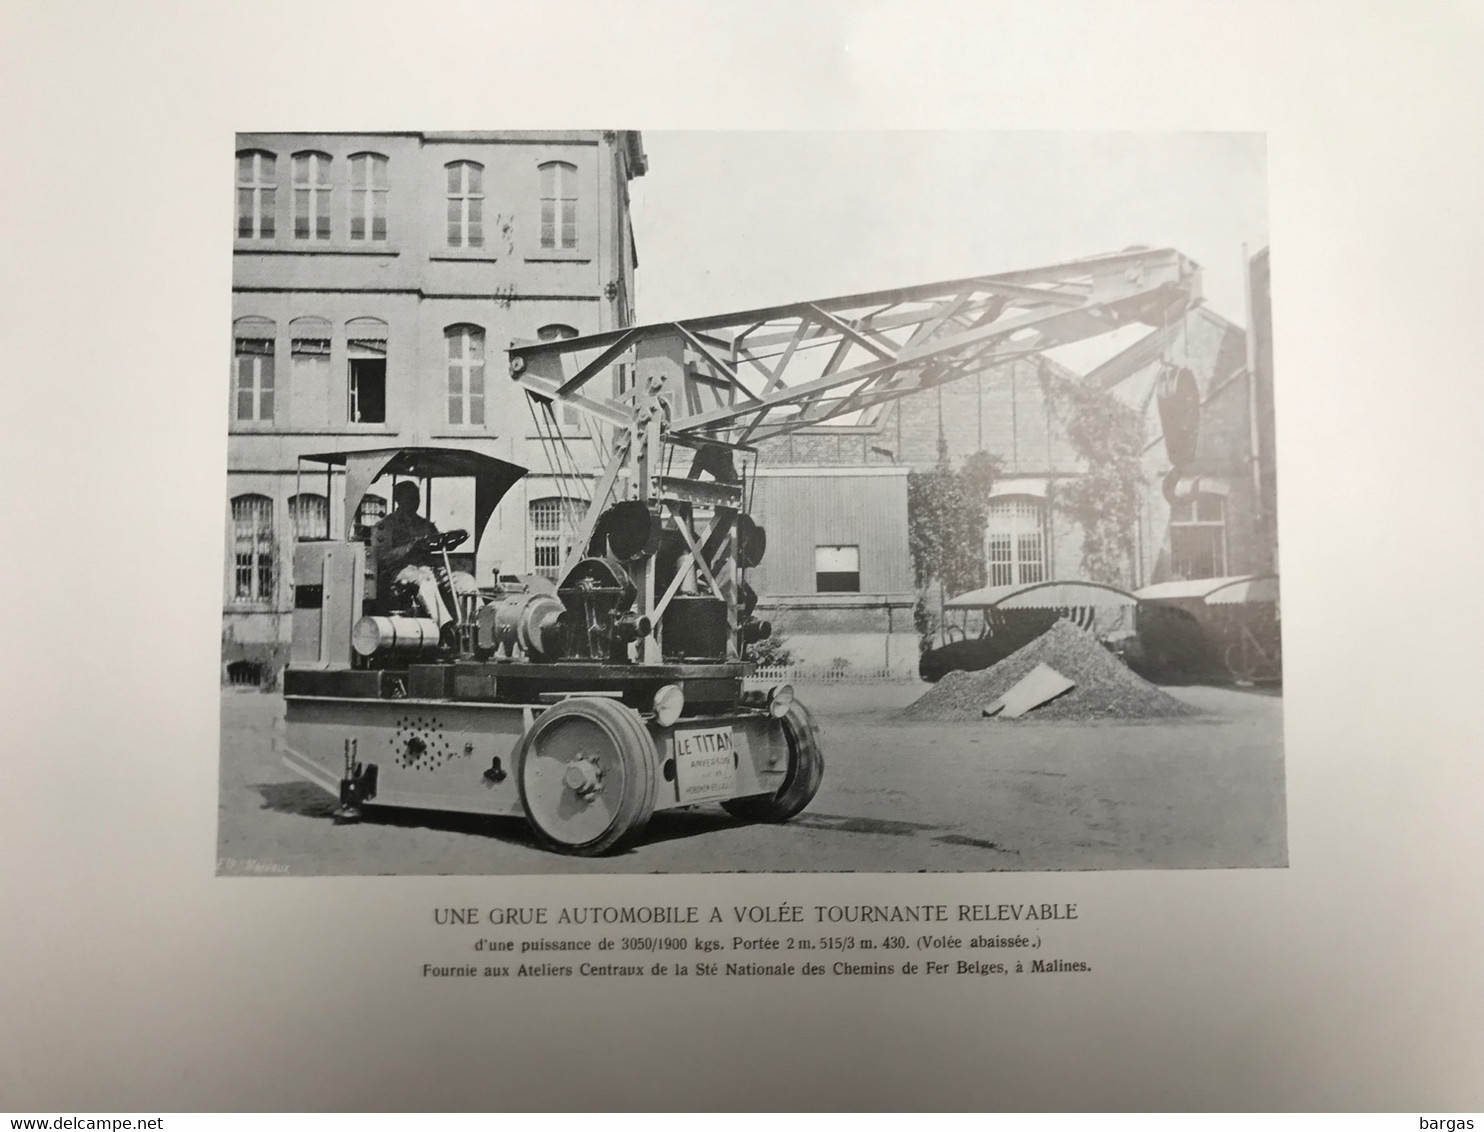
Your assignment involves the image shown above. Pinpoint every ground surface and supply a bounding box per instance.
[217,682,1286,875]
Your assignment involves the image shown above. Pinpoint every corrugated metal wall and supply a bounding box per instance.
[748,471,911,595]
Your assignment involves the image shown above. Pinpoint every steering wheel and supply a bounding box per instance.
[415,529,469,555]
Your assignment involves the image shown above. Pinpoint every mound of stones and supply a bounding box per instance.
[902,619,1203,722]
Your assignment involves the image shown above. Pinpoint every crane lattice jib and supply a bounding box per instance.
[507,247,1202,446]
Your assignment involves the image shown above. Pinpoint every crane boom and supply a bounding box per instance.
[509,247,1201,446]
[505,247,1201,662]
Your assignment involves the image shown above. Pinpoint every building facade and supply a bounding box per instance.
[225,130,646,681]
[752,249,1278,656]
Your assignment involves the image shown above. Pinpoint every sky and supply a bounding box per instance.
[628,132,1268,339]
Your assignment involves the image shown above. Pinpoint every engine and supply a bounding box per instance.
[352,500,769,668]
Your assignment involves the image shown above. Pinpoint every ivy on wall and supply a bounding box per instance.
[908,449,1001,646]
[1038,365,1145,586]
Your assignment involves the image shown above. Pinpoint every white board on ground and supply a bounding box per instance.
[983,662,1076,719]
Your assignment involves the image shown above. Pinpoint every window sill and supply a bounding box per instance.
[755,592,918,608]
[524,250,591,264]
[430,252,502,263]
[234,243,401,256]
[429,429,495,438]
[230,424,399,435]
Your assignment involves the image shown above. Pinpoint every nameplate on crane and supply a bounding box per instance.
[673,727,737,803]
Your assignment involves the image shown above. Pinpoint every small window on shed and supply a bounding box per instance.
[815,545,860,593]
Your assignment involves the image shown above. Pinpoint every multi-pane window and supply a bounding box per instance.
[539,161,577,249]
[985,497,1046,586]
[347,153,388,242]
[530,497,586,580]
[1169,494,1227,580]
[346,318,388,424]
[445,325,485,426]
[354,495,387,541]
[236,151,276,239]
[233,319,275,423]
[230,494,276,603]
[815,545,861,593]
[446,162,484,248]
[289,493,329,541]
[291,152,332,241]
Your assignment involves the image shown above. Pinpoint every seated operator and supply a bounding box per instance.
[370,481,452,628]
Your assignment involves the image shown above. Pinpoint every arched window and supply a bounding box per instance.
[291,151,332,241]
[235,150,276,239]
[538,161,577,249]
[445,324,485,426]
[985,497,1046,586]
[289,493,329,541]
[345,316,388,424]
[230,494,276,603]
[232,316,276,423]
[347,152,388,241]
[354,494,387,541]
[529,497,587,580]
[445,161,484,247]
[1169,493,1227,580]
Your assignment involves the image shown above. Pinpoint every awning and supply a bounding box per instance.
[946,579,1137,611]
[1162,473,1232,505]
[987,477,1050,500]
[1204,575,1280,605]
[1135,574,1278,605]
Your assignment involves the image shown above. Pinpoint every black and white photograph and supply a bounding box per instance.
[8,0,1484,1115]
[218,130,1282,874]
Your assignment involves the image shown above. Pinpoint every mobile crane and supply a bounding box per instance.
[279,247,1201,855]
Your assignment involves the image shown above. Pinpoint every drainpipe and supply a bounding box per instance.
[1241,243,1265,571]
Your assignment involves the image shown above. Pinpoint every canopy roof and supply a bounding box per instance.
[1135,574,1279,605]
[1204,574,1280,606]
[299,446,527,546]
[945,579,1137,611]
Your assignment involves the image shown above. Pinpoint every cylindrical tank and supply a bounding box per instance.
[351,615,442,659]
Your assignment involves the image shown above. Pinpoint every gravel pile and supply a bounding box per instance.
[902,619,1202,722]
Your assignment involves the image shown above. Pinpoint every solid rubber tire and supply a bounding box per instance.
[721,700,824,823]
[514,697,660,856]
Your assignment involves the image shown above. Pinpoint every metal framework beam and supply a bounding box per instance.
[509,247,1202,448]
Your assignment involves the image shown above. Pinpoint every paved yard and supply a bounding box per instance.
[217,681,1286,875]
